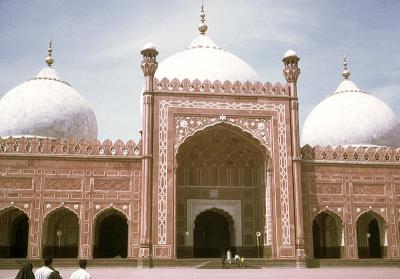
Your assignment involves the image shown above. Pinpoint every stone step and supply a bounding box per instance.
[0,258,398,269]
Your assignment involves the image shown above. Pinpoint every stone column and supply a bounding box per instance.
[139,43,158,261]
[282,50,305,261]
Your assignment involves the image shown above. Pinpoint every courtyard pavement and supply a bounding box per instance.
[1,266,400,279]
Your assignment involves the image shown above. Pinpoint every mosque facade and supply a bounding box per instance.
[1,7,400,263]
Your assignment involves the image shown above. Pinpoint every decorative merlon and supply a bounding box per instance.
[153,78,288,96]
[301,144,400,163]
[0,137,141,156]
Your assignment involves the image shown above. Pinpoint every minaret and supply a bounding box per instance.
[282,49,305,261]
[139,42,158,261]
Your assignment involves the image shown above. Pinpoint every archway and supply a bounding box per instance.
[357,211,384,258]
[312,211,341,258]
[176,123,267,258]
[93,209,128,258]
[42,207,79,258]
[193,209,234,258]
[0,207,29,258]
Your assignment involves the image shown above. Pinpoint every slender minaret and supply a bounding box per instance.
[139,42,158,260]
[282,49,305,261]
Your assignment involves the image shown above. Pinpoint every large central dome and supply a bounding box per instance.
[155,7,258,83]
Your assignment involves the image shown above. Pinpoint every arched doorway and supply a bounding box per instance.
[176,123,267,258]
[93,209,128,258]
[0,207,29,258]
[312,211,341,258]
[193,209,234,258]
[42,207,79,258]
[357,211,384,258]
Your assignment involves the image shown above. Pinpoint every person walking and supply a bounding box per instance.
[15,262,35,279]
[35,257,55,279]
[70,259,91,279]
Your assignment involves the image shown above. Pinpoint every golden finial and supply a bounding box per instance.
[342,54,350,79]
[198,0,208,35]
[46,40,54,67]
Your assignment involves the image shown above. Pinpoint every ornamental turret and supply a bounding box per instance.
[141,42,158,91]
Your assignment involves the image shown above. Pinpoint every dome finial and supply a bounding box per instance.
[46,40,54,67]
[342,54,350,79]
[198,0,208,35]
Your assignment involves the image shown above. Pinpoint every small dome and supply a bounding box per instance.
[142,42,157,51]
[0,66,98,140]
[283,49,297,59]
[155,34,259,83]
[301,78,400,147]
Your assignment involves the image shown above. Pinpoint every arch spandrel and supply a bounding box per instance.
[43,205,80,222]
[0,204,31,219]
[93,206,129,222]
[312,209,344,225]
[174,115,272,155]
[355,209,387,225]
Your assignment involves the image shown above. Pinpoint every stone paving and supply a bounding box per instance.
[1,266,399,279]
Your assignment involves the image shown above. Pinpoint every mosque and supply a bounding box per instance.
[1,5,400,264]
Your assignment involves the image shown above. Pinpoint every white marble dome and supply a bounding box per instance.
[301,78,400,147]
[155,34,259,83]
[0,66,98,140]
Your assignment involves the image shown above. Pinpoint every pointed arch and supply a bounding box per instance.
[42,206,79,258]
[0,204,30,218]
[193,208,235,258]
[0,206,29,258]
[93,207,128,258]
[356,210,386,259]
[93,205,129,222]
[43,205,80,223]
[312,210,343,258]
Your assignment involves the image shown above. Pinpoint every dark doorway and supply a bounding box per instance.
[93,211,128,258]
[42,208,79,258]
[0,209,29,258]
[10,214,29,258]
[193,210,231,258]
[312,212,341,258]
[357,212,384,259]
[368,219,382,258]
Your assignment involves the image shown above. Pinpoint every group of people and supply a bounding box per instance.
[15,257,91,279]
[222,249,245,268]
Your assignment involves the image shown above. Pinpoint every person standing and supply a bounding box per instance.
[35,257,55,279]
[15,262,35,279]
[226,249,232,264]
[70,259,91,279]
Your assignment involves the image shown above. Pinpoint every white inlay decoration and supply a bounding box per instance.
[157,99,290,245]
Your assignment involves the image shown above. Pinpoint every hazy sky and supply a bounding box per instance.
[1,0,399,142]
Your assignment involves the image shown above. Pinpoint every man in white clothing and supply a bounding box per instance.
[70,259,91,279]
[35,257,54,279]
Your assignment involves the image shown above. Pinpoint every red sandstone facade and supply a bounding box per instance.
[0,47,397,263]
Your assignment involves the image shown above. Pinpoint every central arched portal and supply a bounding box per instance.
[193,209,232,258]
[175,123,267,258]
[93,209,128,258]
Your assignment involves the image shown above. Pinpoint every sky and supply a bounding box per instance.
[0,0,399,142]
